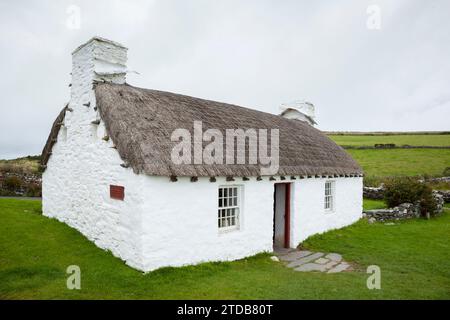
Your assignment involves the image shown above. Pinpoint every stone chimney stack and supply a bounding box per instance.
[279,100,317,126]
[71,37,128,106]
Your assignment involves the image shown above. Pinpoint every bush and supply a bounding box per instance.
[363,176,384,187]
[25,182,41,197]
[384,177,437,217]
[0,189,15,196]
[443,167,450,176]
[3,176,22,191]
[0,163,14,173]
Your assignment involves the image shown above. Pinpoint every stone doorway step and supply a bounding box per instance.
[273,248,352,273]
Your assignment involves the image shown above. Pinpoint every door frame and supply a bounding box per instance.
[274,182,292,248]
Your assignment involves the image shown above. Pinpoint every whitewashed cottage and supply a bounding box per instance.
[42,37,363,272]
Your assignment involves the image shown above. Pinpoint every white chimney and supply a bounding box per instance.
[279,100,317,126]
[71,37,128,107]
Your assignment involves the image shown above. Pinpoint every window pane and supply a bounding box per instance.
[218,186,241,229]
[324,181,334,211]
[325,181,333,209]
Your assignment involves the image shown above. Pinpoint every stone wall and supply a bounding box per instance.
[364,185,450,203]
[433,191,445,213]
[363,203,420,222]
[434,190,450,203]
[343,145,450,150]
[42,38,145,271]
[139,175,363,271]
[363,191,445,222]
[363,186,384,200]
[0,172,42,196]
[425,176,450,183]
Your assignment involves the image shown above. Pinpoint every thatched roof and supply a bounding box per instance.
[42,83,362,177]
[41,105,67,168]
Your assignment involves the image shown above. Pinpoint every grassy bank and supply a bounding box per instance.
[328,134,450,147]
[0,199,448,299]
[0,156,40,174]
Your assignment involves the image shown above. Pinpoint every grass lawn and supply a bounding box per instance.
[346,148,450,178]
[328,134,450,147]
[363,199,387,211]
[0,198,449,299]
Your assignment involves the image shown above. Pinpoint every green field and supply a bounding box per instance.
[328,134,450,147]
[346,148,450,178]
[1,199,448,299]
[327,134,450,182]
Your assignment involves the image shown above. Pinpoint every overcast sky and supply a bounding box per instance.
[0,0,449,159]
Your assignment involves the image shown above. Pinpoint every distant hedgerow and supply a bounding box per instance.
[4,176,22,191]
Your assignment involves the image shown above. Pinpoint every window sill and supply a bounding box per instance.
[218,226,240,234]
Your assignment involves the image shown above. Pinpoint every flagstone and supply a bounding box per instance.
[274,248,351,273]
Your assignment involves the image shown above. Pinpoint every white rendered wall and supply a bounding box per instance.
[42,38,145,270]
[291,177,363,244]
[138,176,276,271]
[138,176,362,272]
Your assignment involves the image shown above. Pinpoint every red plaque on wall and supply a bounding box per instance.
[110,185,125,200]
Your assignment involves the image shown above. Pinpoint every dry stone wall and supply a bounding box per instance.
[363,191,445,222]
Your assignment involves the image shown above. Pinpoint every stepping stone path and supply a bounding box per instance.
[273,249,352,273]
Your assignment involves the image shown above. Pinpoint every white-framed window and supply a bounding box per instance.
[324,181,335,212]
[218,186,241,231]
